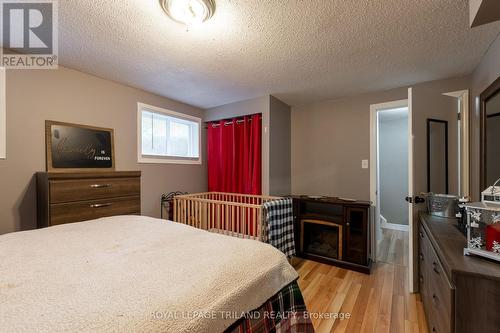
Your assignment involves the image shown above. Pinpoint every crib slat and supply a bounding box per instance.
[183,198,186,224]
[242,207,246,237]
[253,207,257,238]
[236,205,240,234]
[225,204,229,231]
[257,207,262,240]
[231,205,235,232]
[195,200,198,228]
[201,201,206,229]
[216,203,220,231]
[184,198,187,225]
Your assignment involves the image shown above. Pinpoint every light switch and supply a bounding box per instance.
[362,160,369,169]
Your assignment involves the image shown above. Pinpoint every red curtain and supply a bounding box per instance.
[207,114,262,194]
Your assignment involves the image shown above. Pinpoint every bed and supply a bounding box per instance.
[0,216,313,332]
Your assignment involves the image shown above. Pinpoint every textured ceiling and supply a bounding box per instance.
[58,0,500,108]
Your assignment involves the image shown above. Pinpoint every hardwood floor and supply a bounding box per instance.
[295,229,428,333]
[376,228,409,266]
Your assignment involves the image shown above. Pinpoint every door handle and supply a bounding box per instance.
[405,196,425,204]
[414,196,425,204]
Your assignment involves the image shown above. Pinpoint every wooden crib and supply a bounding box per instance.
[173,192,281,240]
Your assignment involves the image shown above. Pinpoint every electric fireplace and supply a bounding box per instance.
[292,196,371,274]
[300,219,342,260]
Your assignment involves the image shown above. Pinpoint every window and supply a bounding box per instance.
[138,103,201,164]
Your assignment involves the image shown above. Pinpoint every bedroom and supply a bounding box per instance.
[1,0,500,332]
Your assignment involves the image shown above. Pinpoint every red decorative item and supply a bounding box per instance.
[485,224,500,251]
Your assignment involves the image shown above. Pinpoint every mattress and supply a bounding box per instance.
[0,216,298,333]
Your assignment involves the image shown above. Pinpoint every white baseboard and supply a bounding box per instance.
[380,215,409,231]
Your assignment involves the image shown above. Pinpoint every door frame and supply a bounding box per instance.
[442,90,470,198]
[370,94,415,292]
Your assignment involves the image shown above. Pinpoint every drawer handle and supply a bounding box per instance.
[90,184,112,189]
[432,262,440,274]
[419,231,424,239]
[432,327,437,332]
[419,274,424,284]
[419,253,424,261]
[432,293,438,303]
[90,203,112,208]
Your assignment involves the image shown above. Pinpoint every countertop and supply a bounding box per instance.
[290,195,372,207]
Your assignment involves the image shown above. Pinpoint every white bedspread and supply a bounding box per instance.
[0,216,298,333]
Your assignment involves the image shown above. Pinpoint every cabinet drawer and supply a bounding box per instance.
[50,196,140,226]
[50,178,140,203]
[419,225,432,326]
[427,245,453,333]
[419,225,454,333]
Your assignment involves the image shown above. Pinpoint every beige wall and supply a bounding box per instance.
[204,96,270,122]
[412,77,470,198]
[471,33,500,200]
[292,87,407,200]
[0,67,207,234]
[269,96,291,196]
[291,76,470,200]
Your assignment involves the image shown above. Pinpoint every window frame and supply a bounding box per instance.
[137,102,202,165]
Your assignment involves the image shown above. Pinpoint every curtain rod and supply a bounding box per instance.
[204,115,262,128]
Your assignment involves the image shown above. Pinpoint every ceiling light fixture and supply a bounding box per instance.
[160,0,216,28]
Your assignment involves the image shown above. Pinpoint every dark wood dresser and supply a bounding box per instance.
[419,213,500,333]
[36,171,141,228]
[292,196,372,273]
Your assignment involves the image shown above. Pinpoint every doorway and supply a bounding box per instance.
[378,107,410,233]
[376,107,409,267]
[370,95,415,291]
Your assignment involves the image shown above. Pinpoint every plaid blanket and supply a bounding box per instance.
[224,281,314,333]
[262,198,296,258]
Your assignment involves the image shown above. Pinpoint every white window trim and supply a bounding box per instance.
[137,102,202,165]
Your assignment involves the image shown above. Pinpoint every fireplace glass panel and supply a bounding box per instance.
[302,221,341,260]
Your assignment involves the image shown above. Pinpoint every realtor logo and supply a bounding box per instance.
[0,0,58,69]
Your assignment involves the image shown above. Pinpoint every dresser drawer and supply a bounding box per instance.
[419,224,454,333]
[50,196,141,226]
[50,177,140,203]
[419,225,432,325]
[427,244,453,333]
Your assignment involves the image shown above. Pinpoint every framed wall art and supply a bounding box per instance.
[45,120,115,172]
